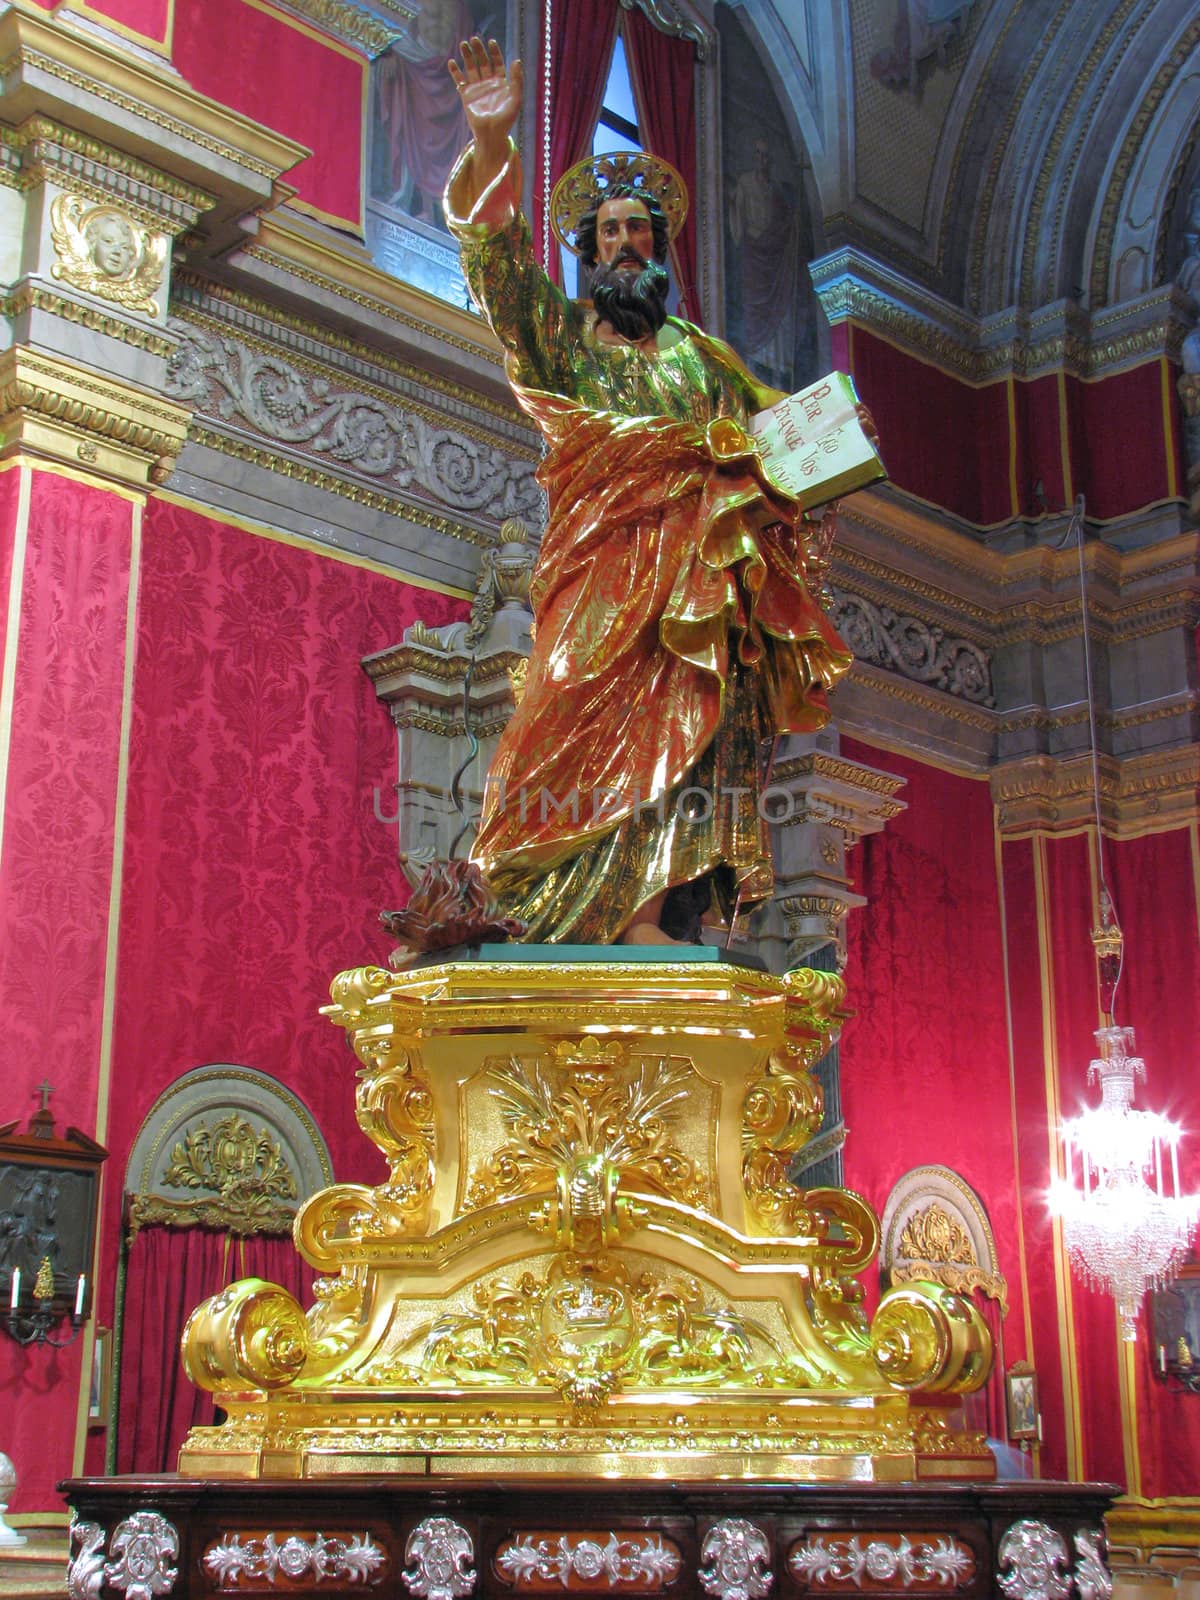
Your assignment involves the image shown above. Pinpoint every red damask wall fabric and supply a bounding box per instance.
[172,0,366,231]
[838,742,1021,1437]
[72,0,170,47]
[0,468,135,1510]
[93,499,466,1480]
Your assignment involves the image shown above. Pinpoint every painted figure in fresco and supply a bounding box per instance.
[729,137,805,391]
[376,1,494,227]
[445,38,856,946]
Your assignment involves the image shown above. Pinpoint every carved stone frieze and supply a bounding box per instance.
[996,1520,1070,1600]
[831,590,994,706]
[789,1532,974,1589]
[203,1531,386,1586]
[495,1532,681,1589]
[698,1520,772,1600]
[165,326,542,525]
[401,1519,475,1600]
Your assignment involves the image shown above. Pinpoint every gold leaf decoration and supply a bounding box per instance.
[898,1202,975,1266]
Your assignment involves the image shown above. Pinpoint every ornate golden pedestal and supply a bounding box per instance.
[178,954,994,1480]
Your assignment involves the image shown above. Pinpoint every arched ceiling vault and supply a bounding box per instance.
[752,0,1200,318]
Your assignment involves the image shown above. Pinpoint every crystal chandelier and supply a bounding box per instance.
[1050,999,1200,1342]
[1047,498,1200,1342]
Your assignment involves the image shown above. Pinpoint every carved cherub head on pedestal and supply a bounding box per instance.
[49,195,167,316]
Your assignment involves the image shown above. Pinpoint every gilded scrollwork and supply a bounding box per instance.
[377,1254,824,1407]
[182,1279,311,1393]
[741,1041,824,1235]
[465,1039,704,1222]
[50,196,167,315]
[165,326,541,522]
[899,1202,974,1265]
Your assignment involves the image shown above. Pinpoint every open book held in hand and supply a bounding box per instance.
[750,371,886,507]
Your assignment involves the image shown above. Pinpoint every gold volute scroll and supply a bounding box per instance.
[178,957,994,1481]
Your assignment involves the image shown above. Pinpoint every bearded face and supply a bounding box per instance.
[590,250,670,340]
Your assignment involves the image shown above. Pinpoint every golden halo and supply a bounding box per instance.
[550,150,689,258]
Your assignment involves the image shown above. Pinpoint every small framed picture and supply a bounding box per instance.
[1006,1361,1039,1441]
[88,1326,112,1429]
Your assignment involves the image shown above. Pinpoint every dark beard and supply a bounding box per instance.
[590,259,670,341]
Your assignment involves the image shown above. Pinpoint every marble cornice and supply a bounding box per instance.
[1,114,215,230]
[839,492,1200,631]
[236,210,506,378]
[811,247,1189,383]
[991,746,1200,837]
[266,0,415,58]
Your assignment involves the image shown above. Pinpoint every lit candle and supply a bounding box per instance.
[1171,1141,1180,1199]
[8,1268,18,1311]
[74,1274,86,1319]
[1160,1344,1168,1375]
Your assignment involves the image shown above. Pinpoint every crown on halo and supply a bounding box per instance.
[550,149,689,257]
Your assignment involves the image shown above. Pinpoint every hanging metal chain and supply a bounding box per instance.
[542,0,553,267]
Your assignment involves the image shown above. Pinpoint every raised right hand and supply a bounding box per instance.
[448,36,524,153]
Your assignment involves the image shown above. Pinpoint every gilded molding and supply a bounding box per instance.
[771,753,907,803]
[991,747,1200,836]
[364,643,520,684]
[0,4,308,191]
[1091,16,1200,308]
[0,283,175,356]
[126,1193,298,1237]
[840,662,996,732]
[6,46,284,182]
[814,274,1181,383]
[186,424,494,548]
[269,0,412,56]
[5,113,213,230]
[0,346,190,485]
[1106,1499,1200,1564]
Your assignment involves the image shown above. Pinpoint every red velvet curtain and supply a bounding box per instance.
[622,8,700,323]
[533,0,620,277]
[116,1227,313,1474]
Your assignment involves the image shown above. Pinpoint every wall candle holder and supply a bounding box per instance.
[0,1089,107,1348]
